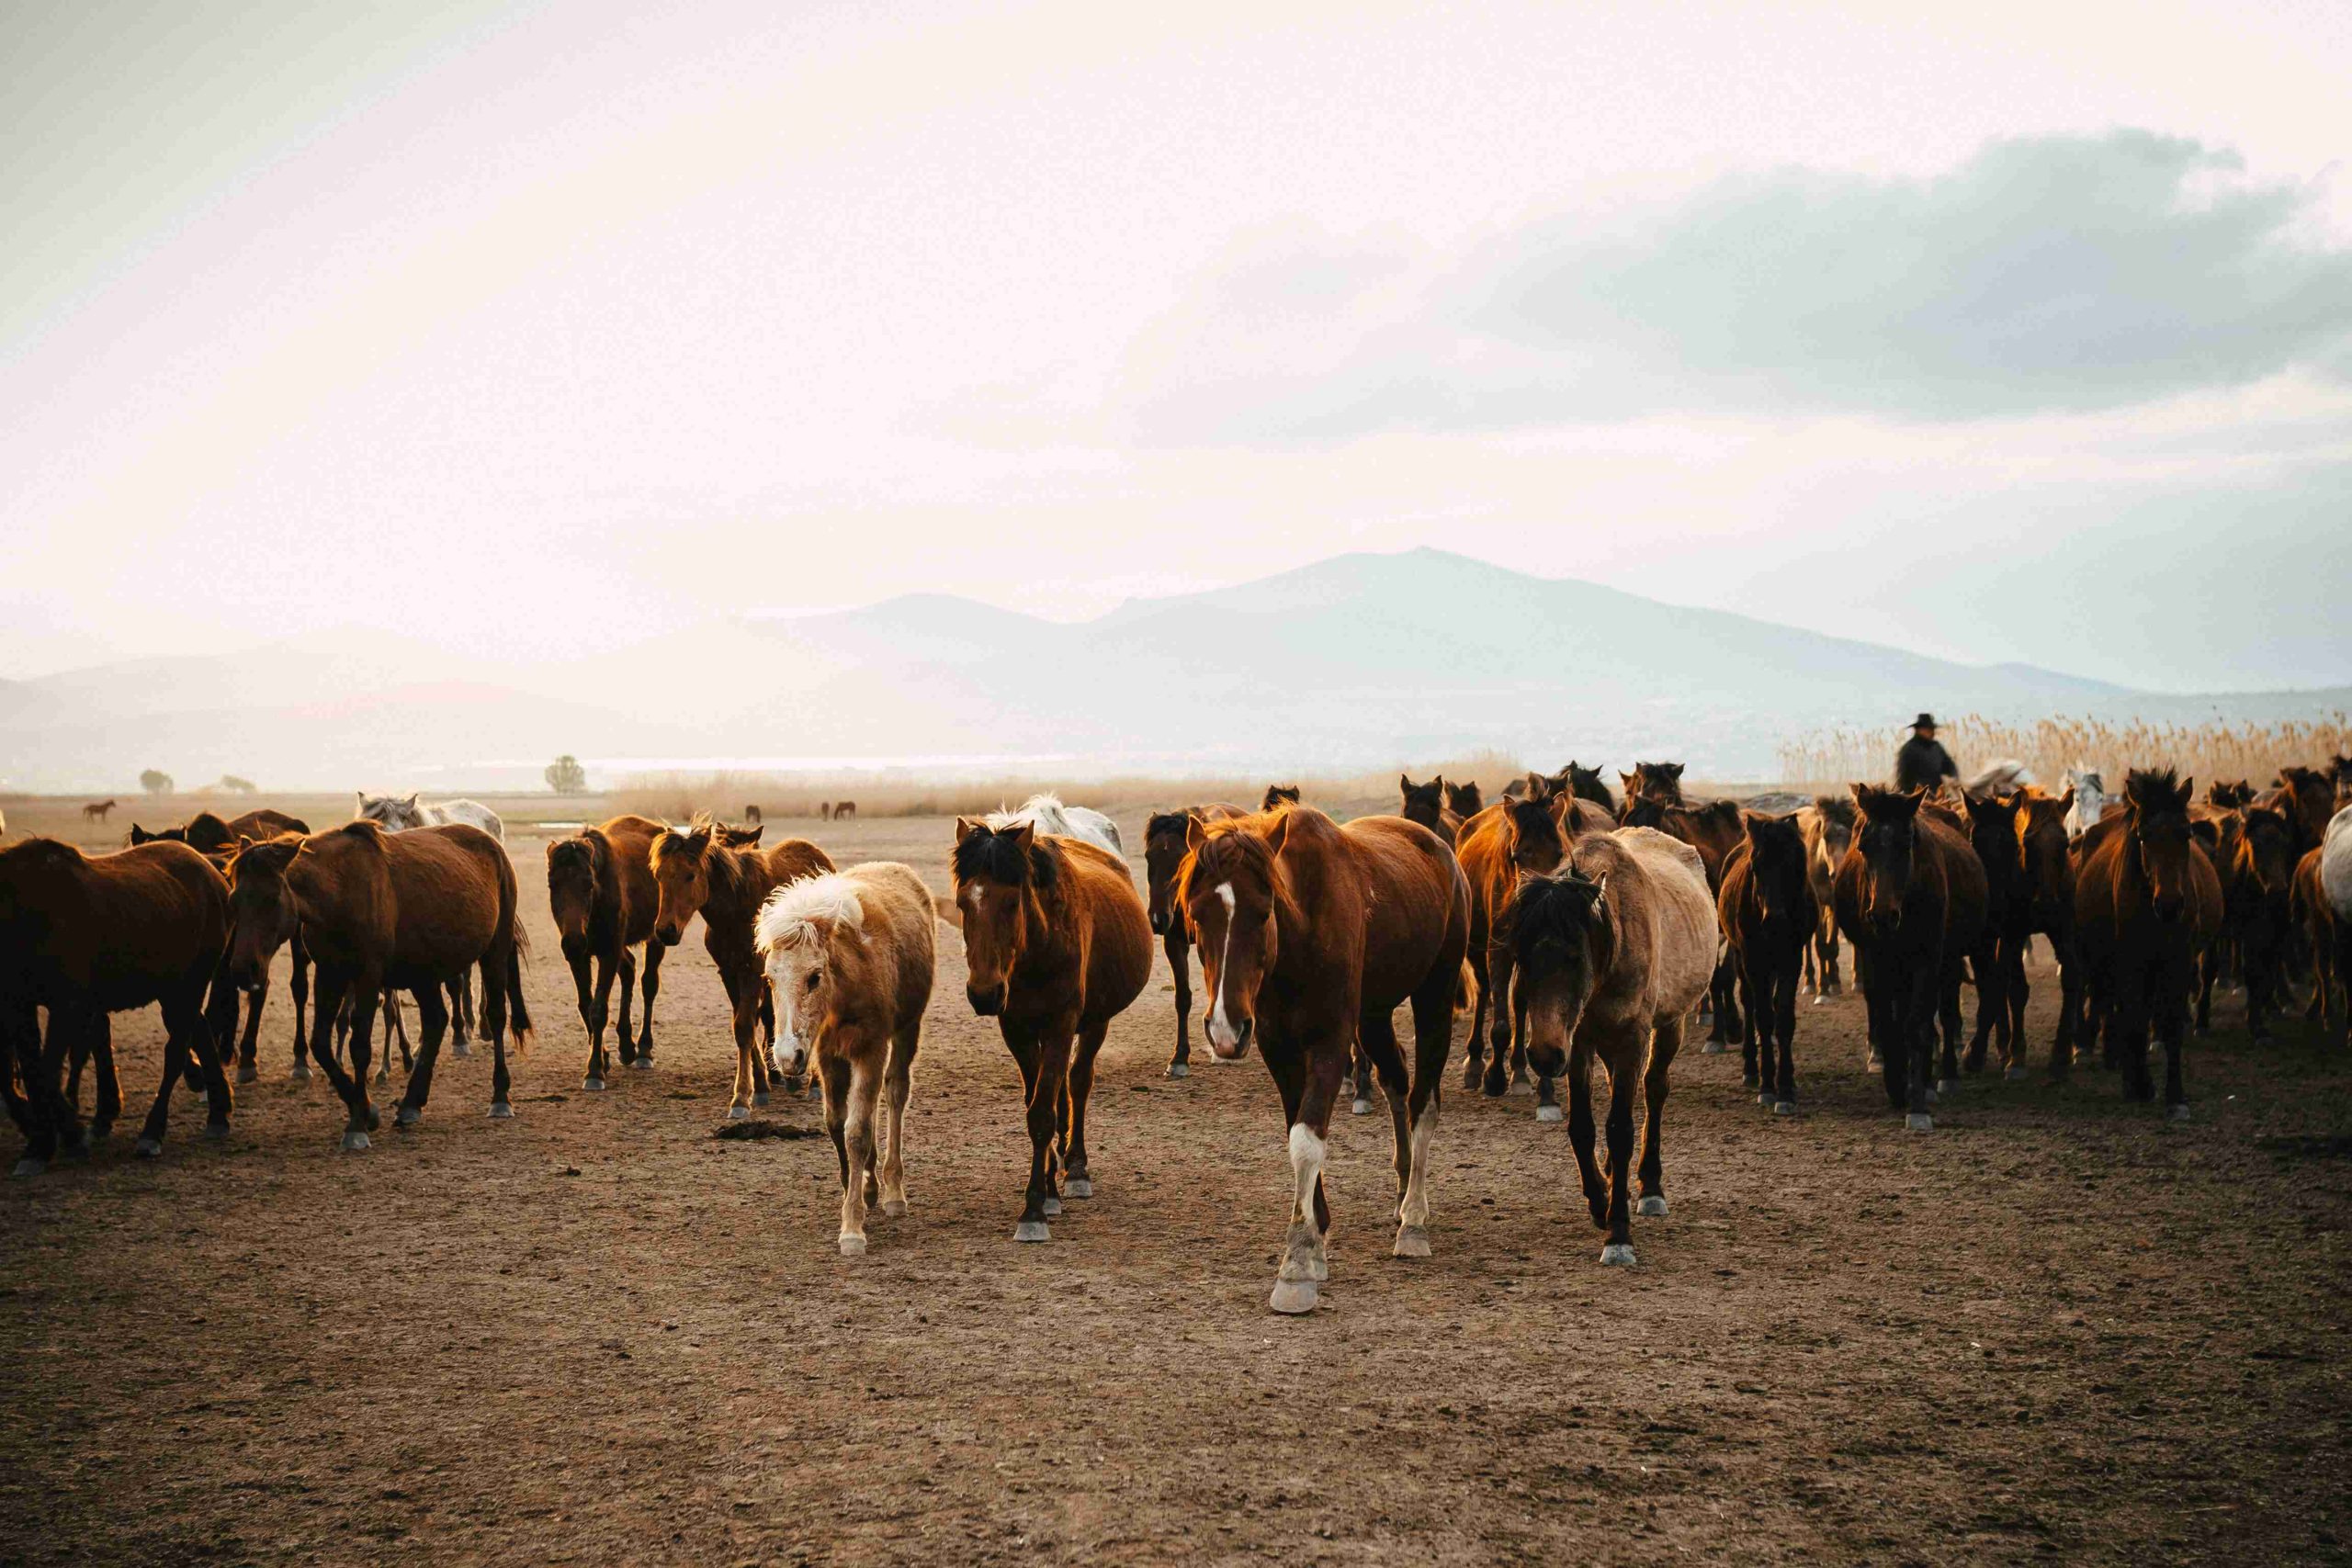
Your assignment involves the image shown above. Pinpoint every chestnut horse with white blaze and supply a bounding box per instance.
[1144,804,1248,1079]
[546,816,668,1089]
[756,863,934,1256]
[1179,806,1469,1314]
[1507,827,1714,1266]
[1455,788,1569,1106]
[650,818,834,1117]
[952,818,1152,1243]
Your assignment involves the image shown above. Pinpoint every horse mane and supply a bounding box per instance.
[2124,767,2187,817]
[1564,763,1615,812]
[755,871,865,954]
[1633,762,1686,805]
[651,813,747,897]
[954,823,1060,896]
[1810,794,1856,827]
[1261,784,1301,811]
[988,792,1073,838]
[1145,810,1193,843]
[1175,816,1280,911]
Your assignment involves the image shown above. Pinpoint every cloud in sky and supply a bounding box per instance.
[1125,132,2352,439]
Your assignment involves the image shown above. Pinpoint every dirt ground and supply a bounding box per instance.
[2,800,2346,1566]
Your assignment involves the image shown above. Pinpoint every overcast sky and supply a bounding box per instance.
[5,0,2348,691]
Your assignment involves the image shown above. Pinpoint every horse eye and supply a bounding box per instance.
[805,971,821,989]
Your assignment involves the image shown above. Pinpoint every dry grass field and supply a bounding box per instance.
[1,795,2347,1565]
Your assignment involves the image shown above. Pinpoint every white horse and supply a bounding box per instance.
[2060,766,2108,840]
[986,792,1123,857]
[356,792,505,841]
[1962,759,2034,800]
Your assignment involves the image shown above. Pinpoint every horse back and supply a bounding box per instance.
[844,861,940,1028]
[1579,829,1714,1022]
[1339,815,1469,1010]
[382,824,510,973]
[596,814,666,943]
[1053,837,1152,1023]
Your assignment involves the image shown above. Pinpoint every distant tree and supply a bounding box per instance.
[545,754,588,795]
[219,775,256,795]
[139,769,174,795]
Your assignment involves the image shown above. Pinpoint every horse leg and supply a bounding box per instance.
[1062,1019,1107,1199]
[1271,1031,1345,1314]
[288,938,312,1079]
[834,1053,881,1256]
[1771,939,1802,1112]
[1358,1006,1410,1208]
[447,972,473,1058]
[565,942,600,1089]
[1963,936,1999,1075]
[721,966,763,1118]
[1014,1020,1072,1242]
[877,1020,918,1217]
[305,968,378,1151]
[1597,1032,1645,1264]
[1481,942,1514,1098]
[2050,932,2079,1079]
[613,947,639,1067]
[2159,953,2192,1120]
[1565,1037,1608,1231]
[1936,955,1967,1091]
[394,985,451,1128]
[1736,946,1762,1090]
[2115,960,2154,1102]
[1392,968,1455,1254]
[147,989,231,1157]
[635,941,664,1066]
[88,1013,122,1142]
[1635,1015,1683,1219]
[2001,935,2030,1077]
[1165,928,1193,1079]
[31,1007,87,1165]
[1461,931,1491,1092]
[1906,958,1940,1129]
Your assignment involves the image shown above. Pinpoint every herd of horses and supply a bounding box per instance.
[6,757,2352,1315]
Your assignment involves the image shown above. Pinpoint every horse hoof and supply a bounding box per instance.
[1600,1244,1637,1267]
[237,1064,259,1085]
[1041,1196,1063,1217]
[342,1131,371,1152]
[725,1105,751,1122]
[1166,1061,1189,1079]
[1905,1113,1933,1133]
[133,1137,163,1159]
[451,1043,471,1060]
[487,1102,514,1121]
[1773,1100,1798,1115]
[288,1065,312,1082]
[395,1105,420,1127]
[1701,1042,1726,1055]
[1813,995,1831,1007]
[1392,1225,1431,1258]
[2005,1066,2029,1081]
[1508,1077,1533,1097]
[1268,1279,1320,1314]
[837,1234,867,1258]
[1534,1103,1564,1123]
[1936,1079,1960,1096]
[752,1091,771,1109]
[1351,1097,1374,1116]
[202,1121,230,1143]
[1636,1194,1668,1217]
[1063,1178,1093,1200]
[628,1057,653,1070]
[1758,1092,1776,1110]
[582,1077,605,1092]
[881,1199,907,1218]
[2167,1103,2191,1122]
[1013,1221,1050,1243]
[10,1157,45,1179]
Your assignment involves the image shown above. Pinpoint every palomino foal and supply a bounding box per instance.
[757,864,934,1256]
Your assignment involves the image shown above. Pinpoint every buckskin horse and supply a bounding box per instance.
[1509,826,1714,1265]
[0,837,233,1173]
[1144,803,1249,1078]
[952,818,1151,1244]
[650,817,834,1118]
[547,815,669,1089]
[1179,805,1467,1311]
[1719,812,1817,1113]
[1833,784,1988,1130]
[2070,770,2222,1117]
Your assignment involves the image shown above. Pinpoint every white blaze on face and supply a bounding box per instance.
[763,950,813,1077]
[1204,883,1245,1055]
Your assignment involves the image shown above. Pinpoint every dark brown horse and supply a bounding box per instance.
[133,809,313,1082]
[2212,800,2299,1042]
[130,807,307,853]
[1719,812,1817,1113]
[2011,789,2082,1075]
[547,815,668,1089]
[2268,765,2335,852]
[0,838,232,1173]
[2069,770,2222,1116]
[1261,784,1301,811]
[1619,792,1744,1049]
[1179,806,1467,1310]
[831,800,857,821]
[1397,774,1451,839]
[1144,804,1249,1079]
[1444,779,1484,819]
[1455,790,1569,1102]
[1956,792,2030,1076]
[1833,785,1988,1128]
[1620,761,1686,807]
[225,821,529,1148]
[952,818,1151,1243]
[650,817,834,1117]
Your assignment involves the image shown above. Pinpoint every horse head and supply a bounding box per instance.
[221,836,304,994]
[1741,811,1808,926]
[1849,784,1925,934]
[1142,811,1194,937]
[953,818,1055,1018]
[546,831,610,958]
[2123,769,2199,923]
[1507,866,1611,1079]
[650,817,724,946]
[1397,774,1445,832]
[1177,812,1295,1061]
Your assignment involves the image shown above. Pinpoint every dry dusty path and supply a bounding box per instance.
[2,808,2346,1565]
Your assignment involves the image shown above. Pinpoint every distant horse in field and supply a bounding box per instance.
[1455,789,1569,1103]
[1795,796,1854,998]
[831,800,857,821]
[2062,767,2108,841]
[952,817,1151,1244]
[546,816,668,1089]
[819,803,831,821]
[1619,792,1744,1050]
[1179,805,1466,1310]
[744,804,763,827]
[756,863,934,1256]
[2069,770,2221,1117]
[1444,779,1483,818]
[1144,803,1249,1078]
[81,800,117,824]
[131,808,314,1080]
[356,792,505,840]
[225,821,529,1148]
[989,793,1124,857]
[1261,784,1301,812]
[2291,804,2352,1048]
[650,817,834,1117]
[1834,784,1987,1129]
[1720,813,1817,1113]
[2206,780,2256,810]
[1396,774,1472,843]
[2211,801,2299,1042]
[1510,827,1714,1266]
[0,838,232,1173]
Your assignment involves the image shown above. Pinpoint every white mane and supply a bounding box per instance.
[2062,764,2108,840]
[986,792,1124,855]
[1963,759,2034,800]
[756,872,866,955]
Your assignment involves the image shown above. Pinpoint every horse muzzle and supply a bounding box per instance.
[966,983,1006,1017]
[1148,909,1170,937]
[653,923,682,948]
[2154,896,2185,924]
[1205,1015,1253,1060]
[768,1036,808,1078]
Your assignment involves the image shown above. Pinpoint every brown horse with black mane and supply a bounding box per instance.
[0,837,232,1173]
[650,817,833,1117]
[953,817,1151,1243]
[1261,784,1302,811]
[547,815,668,1089]
[132,808,313,1082]
[1144,804,1249,1078]
[1833,785,1988,1128]
[224,820,530,1148]
[2212,799,2298,1043]
[2069,769,2221,1117]
[1719,812,1817,1113]
[2009,789,2082,1075]
[130,807,308,853]
[1455,787,1569,1103]
[1179,805,1467,1311]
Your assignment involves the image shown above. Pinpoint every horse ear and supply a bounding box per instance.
[402,793,420,809]
[1264,810,1293,858]
[1620,772,1638,789]
[1184,817,1207,852]
[2057,787,2075,814]
[1399,773,1412,794]
[1666,763,1684,780]
[2177,776,2196,807]
[955,817,982,844]
[1001,819,1035,852]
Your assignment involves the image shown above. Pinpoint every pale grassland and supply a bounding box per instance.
[1775,714,2352,793]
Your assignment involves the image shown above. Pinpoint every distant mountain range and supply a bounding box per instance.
[4,548,2345,792]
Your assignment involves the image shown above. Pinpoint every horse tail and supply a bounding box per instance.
[1455,958,1477,1013]
[492,848,533,1055]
